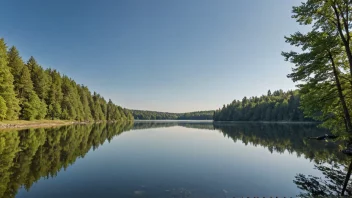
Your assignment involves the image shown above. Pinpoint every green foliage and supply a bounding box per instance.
[21,92,47,120]
[60,76,83,120]
[283,0,352,137]
[0,96,7,120]
[0,37,132,121]
[131,110,214,120]
[0,39,20,120]
[46,69,63,120]
[26,56,49,100]
[7,46,24,95]
[213,90,309,122]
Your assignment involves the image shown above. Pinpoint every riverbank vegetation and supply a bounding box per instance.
[0,38,133,122]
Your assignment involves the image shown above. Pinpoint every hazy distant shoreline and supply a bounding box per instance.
[134,120,319,124]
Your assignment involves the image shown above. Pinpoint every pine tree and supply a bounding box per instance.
[7,47,24,94]
[78,85,93,121]
[22,92,47,120]
[26,57,49,100]
[17,66,46,120]
[90,92,105,121]
[1,37,133,122]
[60,76,84,120]
[0,39,20,120]
[0,96,7,120]
[46,69,63,120]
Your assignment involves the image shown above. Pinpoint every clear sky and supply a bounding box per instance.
[0,0,304,113]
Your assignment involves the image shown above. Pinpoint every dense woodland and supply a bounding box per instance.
[131,110,214,120]
[0,38,133,121]
[213,90,312,122]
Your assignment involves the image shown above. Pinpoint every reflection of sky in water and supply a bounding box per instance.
[17,126,323,198]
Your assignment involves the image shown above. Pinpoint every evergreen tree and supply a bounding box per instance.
[46,69,63,120]
[90,92,105,121]
[77,85,93,121]
[0,39,20,120]
[60,76,84,120]
[213,90,310,122]
[0,37,133,122]
[16,66,46,120]
[0,96,7,120]
[26,57,49,100]
[7,47,24,95]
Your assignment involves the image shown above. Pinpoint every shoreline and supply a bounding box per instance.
[133,119,319,124]
[213,120,320,124]
[0,119,320,131]
[0,120,88,131]
[0,120,133,131]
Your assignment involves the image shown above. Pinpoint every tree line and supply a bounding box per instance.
[131,110,214,120]
[0,38,133,121]
[213,89,313,122]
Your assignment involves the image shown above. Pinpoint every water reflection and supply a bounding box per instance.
[293,159,352,196]
[0,121,351,197]
[135,121,352,196]
[213,123,345,163]
[0,122,133,198]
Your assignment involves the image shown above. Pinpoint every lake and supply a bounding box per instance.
[0,121,350,198]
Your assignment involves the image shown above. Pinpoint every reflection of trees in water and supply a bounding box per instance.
[133,122,346,163]
[212,123,352,196]
[214,123,345,163]
[132,121,214,130]
[133,121,352,196]
[1,121,348,198]
[294,160,352,196]
[0,122,133,198]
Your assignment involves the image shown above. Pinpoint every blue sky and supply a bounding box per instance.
[1,0,304,112]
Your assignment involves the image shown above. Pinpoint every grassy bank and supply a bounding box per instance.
[0,120,79,131]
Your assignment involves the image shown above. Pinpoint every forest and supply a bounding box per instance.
[0,38,133,121]
[213,89,312,122]
[131,110,214,120]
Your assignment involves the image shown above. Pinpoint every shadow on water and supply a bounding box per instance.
[1,121,351,197]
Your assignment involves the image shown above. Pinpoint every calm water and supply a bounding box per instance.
[0,121,351,198]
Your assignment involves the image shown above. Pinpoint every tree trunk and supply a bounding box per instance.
[341,159,352,195]
[331,3,352,78]
[329,52,352,133]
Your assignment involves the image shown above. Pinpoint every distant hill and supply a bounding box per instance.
[131,110,214,120]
